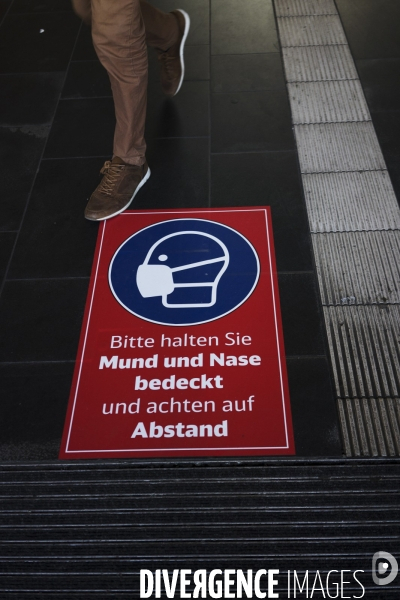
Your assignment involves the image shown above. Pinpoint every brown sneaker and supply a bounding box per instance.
[84,157,150,221]
[157,9,190,96]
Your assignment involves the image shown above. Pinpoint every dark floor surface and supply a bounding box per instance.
[0,458,399,599]
[0,0,399,461]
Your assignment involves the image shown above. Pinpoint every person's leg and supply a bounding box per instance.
[72,1,190,219]
[79,0,150,220]
[140,0,179,50]
[71,0,91,25]
[72,0,185,163]
[140,0,190,97]
[91,0,148,166]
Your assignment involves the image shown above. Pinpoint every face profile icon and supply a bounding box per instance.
[136,231,229,308]
[372,551,398,586]
[109,218,259,326]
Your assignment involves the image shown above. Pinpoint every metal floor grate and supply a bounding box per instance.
[0,458,398,598]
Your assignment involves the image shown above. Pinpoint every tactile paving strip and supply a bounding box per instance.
[275,0,337,17]
[302,171,400,232]
[312,231,400,305]
[288,80,370,124]
[295,122,386,173]
[338,397,400,457]
[323,305,400,400]
[282,45,358,82]
[275,0,400,456]
[278,15,347,47]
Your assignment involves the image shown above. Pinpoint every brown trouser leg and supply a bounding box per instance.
[71,1,178,165]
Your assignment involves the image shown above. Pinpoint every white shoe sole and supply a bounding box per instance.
[173,9,190,96]
[86,167,151,221]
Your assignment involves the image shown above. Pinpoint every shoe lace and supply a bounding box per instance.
[158,50,175,80]
[98,161,125,195]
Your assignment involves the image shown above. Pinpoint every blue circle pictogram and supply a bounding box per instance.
[108,218,260,326]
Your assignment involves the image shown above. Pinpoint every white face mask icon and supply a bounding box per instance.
[136,231,229,308]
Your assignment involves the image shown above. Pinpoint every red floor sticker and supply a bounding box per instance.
[59,208,295,458]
